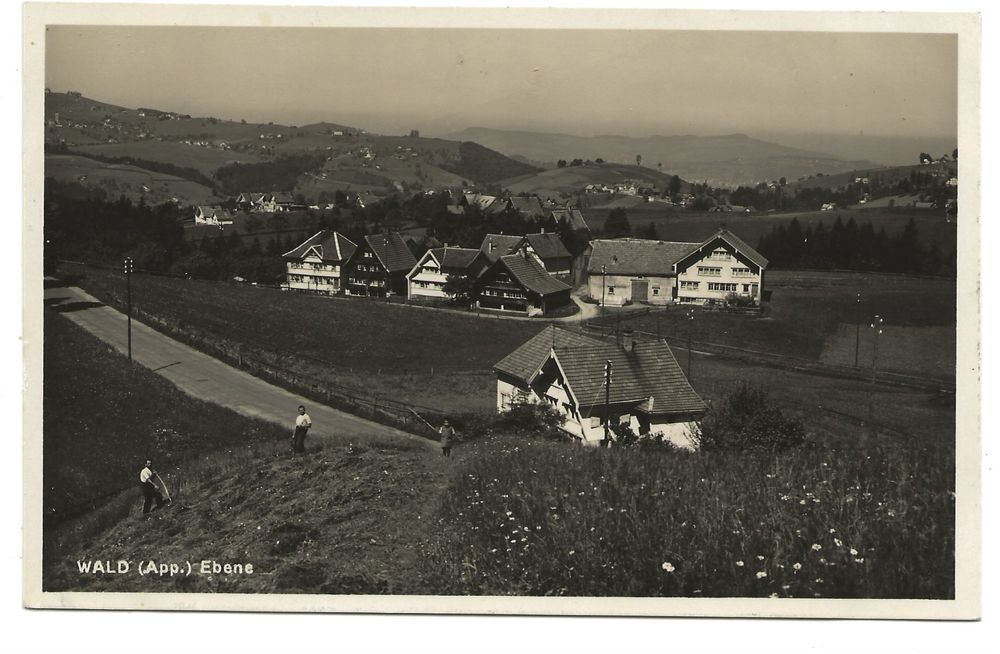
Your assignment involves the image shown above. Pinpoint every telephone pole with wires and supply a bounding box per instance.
[603,359,612,446]
[124,256,134,362]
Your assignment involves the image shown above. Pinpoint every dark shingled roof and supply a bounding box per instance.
[524,233,571,261]
[676,229,769,271]
[499,254,572,297]
[587,238,698,276]
[429,246,480,272]
[550,208,591,232]
[495,326,706,416]
[479,234,524,262]
[282,230,357,262]
[366,232,418,273]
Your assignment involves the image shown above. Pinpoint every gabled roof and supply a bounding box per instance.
[479,234,523,262]
[678,229,769,270]
[588,238,698,276]
[430,246,480,271]
[495,326,706,416]
[365,232,418,273]
[282,230,358,262]
[270,191,296,204]
[523,232,571,261]
[549,208,591,232]
[507,196,546,218]
[498,254,572,297]
[464,193,497,210]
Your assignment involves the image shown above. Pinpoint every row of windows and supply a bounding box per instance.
[293,262,339,272]
[697,266,722,276]
[709,248,731,260]
[348,278,384,287]
[287,275,338,286]
[707,282,738,292]
[483,289,525,299]
[413,281,444,289]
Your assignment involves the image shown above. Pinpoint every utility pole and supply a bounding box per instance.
[870,314,884,384]
[604,359,612,446]
[601,264,607,321]
[854,291,862,367]
[123,256,134,362]
[686,308,695,382]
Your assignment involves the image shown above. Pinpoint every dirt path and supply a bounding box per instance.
[44,281,437,450]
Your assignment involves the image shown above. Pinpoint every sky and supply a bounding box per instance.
[45,25,958,158]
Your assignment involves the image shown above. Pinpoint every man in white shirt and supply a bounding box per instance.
[292,405,312,453]
[139,459,165,514]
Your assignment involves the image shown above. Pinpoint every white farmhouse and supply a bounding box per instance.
[494,326,707,448]
[406,246,480,300]
[282,230,358,295]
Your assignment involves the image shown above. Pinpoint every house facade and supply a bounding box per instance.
[586,238,696,306]
[343,232,418,297]
[282,230,357,295]
[193,206,234,226]
[516,232,573,275]
[674,230,768,305]
[474,253,572,316]
[406,246,480,300]
[494,326,707,448]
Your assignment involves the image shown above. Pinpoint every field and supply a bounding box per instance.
[74,141,262,176]
[45,153,222,205]
[502,163,676,199]
[584,204,957,252]
[44,270,956,599]
[607,269,956,379]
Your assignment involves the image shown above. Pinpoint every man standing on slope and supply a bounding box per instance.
[139,459,166,515]
[292,405,312,453]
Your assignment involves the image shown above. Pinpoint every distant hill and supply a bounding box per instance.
[500,162,686,200]
[449,127,882,188]
[43,92,535,201]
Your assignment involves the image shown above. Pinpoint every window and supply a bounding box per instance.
[708,282,737,292]
[680,280,700,290]
[363,251,373,258]
[743,284,751,293]
[732,267,753,277]
[697,266,722,277]
[709,248,730,260]
[652,286,660,296]
[608,286,616,294]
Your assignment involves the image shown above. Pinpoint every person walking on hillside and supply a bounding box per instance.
[139,459,166,515]
[438,419,456,458]
[292,405,312,453]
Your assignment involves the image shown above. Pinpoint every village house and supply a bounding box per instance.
[343,232,417,297]
[674,230,768,305]
[282,230,357,295]
[463,192,497,212]
[587,238,697,306]
[494,326,707,448]
[406,246,480,301]
[193,205,234,227]
[515,232,573,275]
[587,230,768,306]
[473,252,572,317]
[487,196,547,220]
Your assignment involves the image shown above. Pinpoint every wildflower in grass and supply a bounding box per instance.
[815,578,824,583]
[661,562,675,572]
[793,563,802,571]
[782,584,791,590]
[811,544,822,551]
[569,550,575,555]
[799,500,807,505]
[770,593,779,598]
[829,528,836,534]
[854,558,865,564]
[850,548,859,556]
[834,538,843,548]
[736,560,745,567]
[780,494,790,501]
[756,555,765,561]
[756,571,768,579]
[819,558,827,565]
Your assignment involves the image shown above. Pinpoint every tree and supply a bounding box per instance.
[692,383,805,451]
[595,158,605,164]
[642,222,658,239]
[920,152,933,164]
[442,273,476,303]
[557,159,567,168]
[603,208,631,238]
[636,154,642,167]
[669,175,682,196]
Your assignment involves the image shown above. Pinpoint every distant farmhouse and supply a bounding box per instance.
[193,205,234,227]
[235,191,301,213]
[587,229,768,306]
[282,230,357,295]
[494,326,707,448]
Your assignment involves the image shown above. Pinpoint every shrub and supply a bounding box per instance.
[692,383,805,451]
[493,401,567,441]
[611,422,681,451]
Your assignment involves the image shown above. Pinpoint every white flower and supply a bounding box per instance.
[850,548,859,556]
[662,562,675,572]
[756,555,765,560]
[756,571,768,579]
[811,544,822,551]
[834,538,843,547]
[568,550,575,555]
[769,592,780,598]
[829,528,836,534]
[854,558,865,564]
[736,560,745,567]
[793,563,802,571]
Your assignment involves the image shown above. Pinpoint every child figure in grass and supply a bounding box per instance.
[438,419,456,457]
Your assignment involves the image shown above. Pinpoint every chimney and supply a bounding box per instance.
[488,241,494,253]
[540,227,545,234]
[622,328,635,353]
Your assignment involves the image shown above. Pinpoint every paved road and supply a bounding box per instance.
[44,282,436,449]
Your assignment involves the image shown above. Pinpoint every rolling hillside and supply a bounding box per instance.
[450,127,881,188]
[44,92,536,201]
[501,162,685,200]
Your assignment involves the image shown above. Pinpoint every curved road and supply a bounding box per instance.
[44,282,436,450]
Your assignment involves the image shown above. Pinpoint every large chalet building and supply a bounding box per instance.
[494,326,707,448]
[406,246,480,301]
[282,230,357,295]
[587,229,768,306]
[473,252,572,316]
[343,232,418,297]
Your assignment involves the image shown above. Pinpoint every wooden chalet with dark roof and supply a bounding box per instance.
[473,252,572,317]
[518,231,573,275]
[282,230,357,295]
[494,325,706,447]
[343,232,418,297]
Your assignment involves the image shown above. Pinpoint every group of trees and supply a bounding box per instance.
[755,216,954,276]
[213,153,327,196]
